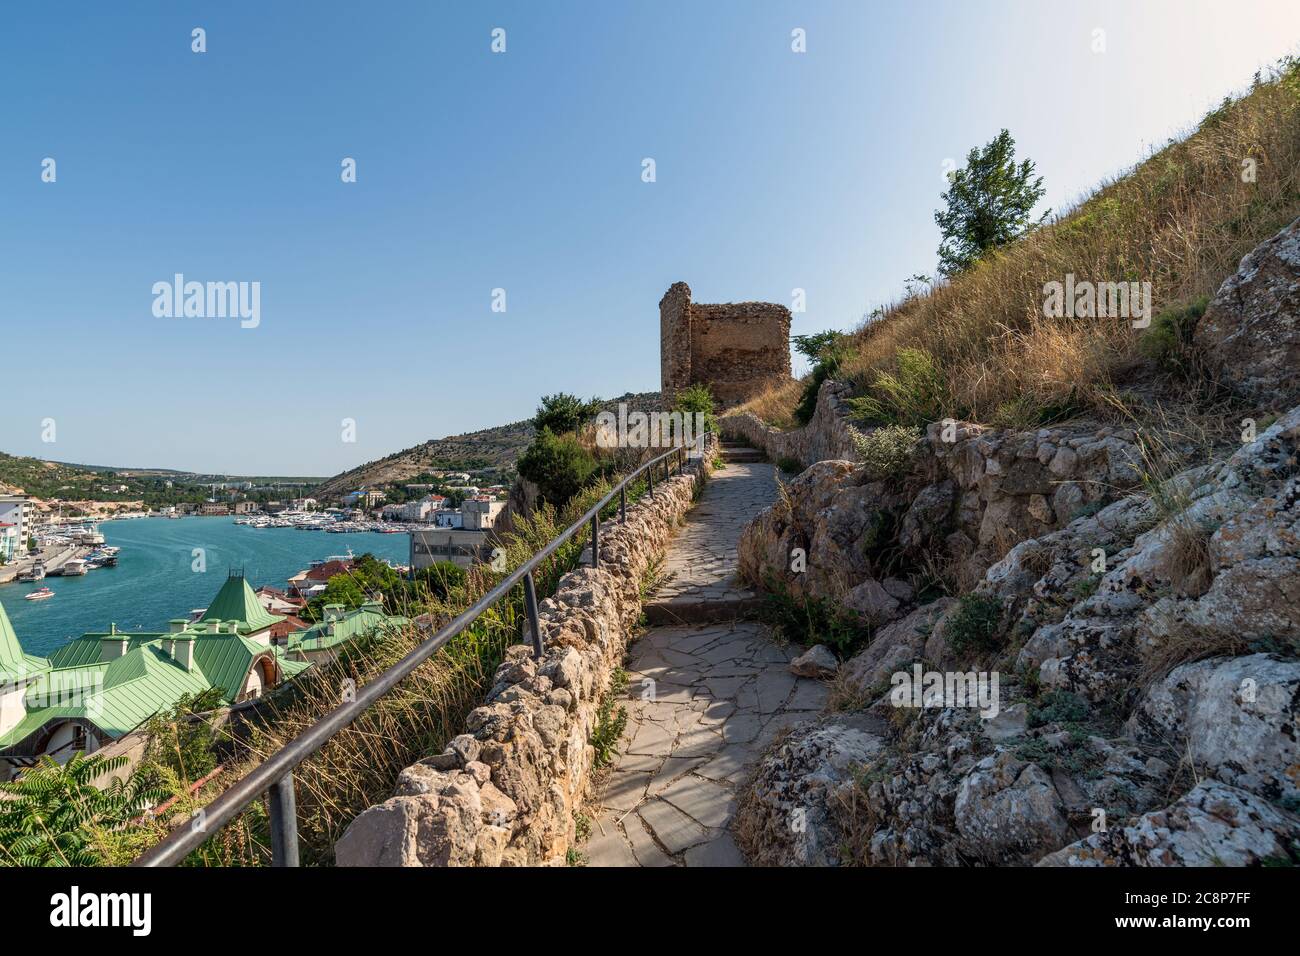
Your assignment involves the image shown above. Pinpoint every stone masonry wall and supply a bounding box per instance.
[720,379,863,466]
[335,441,715,867]
[660,281,792,408]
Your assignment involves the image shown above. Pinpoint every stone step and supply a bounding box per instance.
[721,446,764,463]
[642,592,764,625]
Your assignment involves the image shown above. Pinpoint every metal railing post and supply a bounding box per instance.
[647,463,654,498]
[523,570,544,658]
[590,514,600,568]
[268,772,300,867]
[620,485,627,523]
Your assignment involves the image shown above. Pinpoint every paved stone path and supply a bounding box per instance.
[582,457,830,866]
[643,459,775,624]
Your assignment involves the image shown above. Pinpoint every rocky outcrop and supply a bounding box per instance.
[736,405,1300,866]
[1130,654,1299,803]
[336,445,713,867]
[720,380,863,468]
[737,418,1145,619]
[734,197,1300,869]
[1039,781,1300,867]
[1196,215,1300,406]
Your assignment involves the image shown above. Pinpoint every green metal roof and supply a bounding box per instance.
[199,572,282,633]
[0,598,48,682]
[288,604,407,653]
[1,576,405,755]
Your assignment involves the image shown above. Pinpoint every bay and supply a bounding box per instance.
[0,517,410,657]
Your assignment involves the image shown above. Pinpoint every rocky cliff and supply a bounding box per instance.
[731,218,1300,867]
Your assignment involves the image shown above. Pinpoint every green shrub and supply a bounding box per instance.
[761,580,868,656]
[852,424,920,483]
[793,333,850,426]
[944,593,1003,655]
[517,427,599,508]
[848,347,949,428]
[673,383,718,436]
[532,393,604,435]
[0,754,166,867]
[1028,690,1090,728]
[1139,295,1210,376]
[776,456,803,475]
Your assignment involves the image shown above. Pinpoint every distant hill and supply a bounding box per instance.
[0,451,323,502]
[315,391,662,500]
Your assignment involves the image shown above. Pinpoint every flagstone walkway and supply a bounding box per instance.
[581,454,830,867]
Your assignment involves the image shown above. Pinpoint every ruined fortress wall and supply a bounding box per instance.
[659,281,694,403]
[660,281,792,408]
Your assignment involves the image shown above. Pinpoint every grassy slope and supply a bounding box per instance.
[740,59,1300,434]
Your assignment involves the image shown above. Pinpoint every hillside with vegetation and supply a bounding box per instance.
[0,451,321,509]
[316,391,662,500]
[742,58,1300,437]
[727,57,1300,867]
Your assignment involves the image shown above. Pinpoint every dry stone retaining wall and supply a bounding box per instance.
[335,443,714,867]
[720,379,863,467]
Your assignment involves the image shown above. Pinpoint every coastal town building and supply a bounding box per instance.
[0,523,19,563]
[287,557,356,599]
[199,501,229,516]
[0,571,404,780]
[232,500,258,515]
[462,496,506,530]
[0,495,32,555]
[409,528,495,570]
[282,602,405,665]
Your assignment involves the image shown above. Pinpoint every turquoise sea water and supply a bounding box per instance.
[0,517,410,657]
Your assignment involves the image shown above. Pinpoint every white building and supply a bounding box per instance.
[409,528,493,570]
[462,497,506,530]
[0,524,19,563]
[0,497,31,556]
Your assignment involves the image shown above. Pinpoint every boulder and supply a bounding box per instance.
[954,751,1072,864]
[1038,781,1300,867]
[790,644,839,679]
[1130,653,1300,801]
[1195,215,1300,405]
[843,599,954,695]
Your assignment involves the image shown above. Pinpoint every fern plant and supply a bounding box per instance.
[0,753,165,867]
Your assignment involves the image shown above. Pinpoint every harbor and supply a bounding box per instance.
[0,517,409,657]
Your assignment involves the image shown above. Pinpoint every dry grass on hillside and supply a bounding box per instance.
[740,59,1300,432]
[731,378,805,430]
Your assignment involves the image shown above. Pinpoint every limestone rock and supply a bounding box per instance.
[736,712,887,866]
[789,643,839,679]
[1038,781,1300,867]
[1131,653,1300,801]
[1195,215,1300,405]
[843,599,954,696]
[954,751,1071,864]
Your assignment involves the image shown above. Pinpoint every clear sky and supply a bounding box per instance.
[2,1,1297,476]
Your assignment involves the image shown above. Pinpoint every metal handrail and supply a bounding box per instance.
[134,439,702,867]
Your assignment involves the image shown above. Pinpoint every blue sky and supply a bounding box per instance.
[2,1,1297,476]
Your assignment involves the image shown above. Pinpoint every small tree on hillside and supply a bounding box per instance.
[532,393,604,435]
[934,129,1048,277]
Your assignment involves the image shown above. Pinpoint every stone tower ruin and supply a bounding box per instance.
[659,281,792,408]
